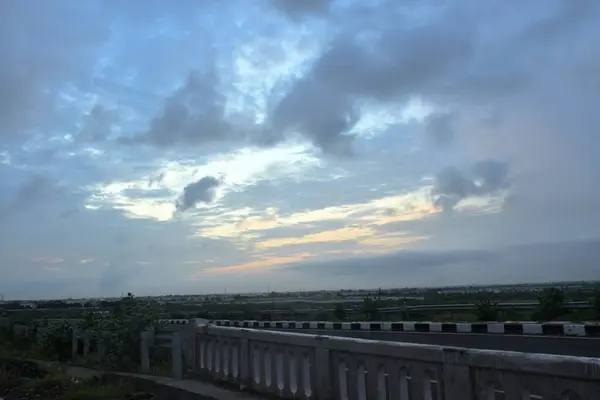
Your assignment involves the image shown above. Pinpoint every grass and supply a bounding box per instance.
[62,379,134,400]
[2,369,134,400]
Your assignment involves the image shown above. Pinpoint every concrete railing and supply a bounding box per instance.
[212,319,600,336]
[143,325,600,399]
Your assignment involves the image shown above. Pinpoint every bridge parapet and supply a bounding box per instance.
[142,325,600,399]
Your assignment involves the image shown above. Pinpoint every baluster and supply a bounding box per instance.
[337,358,349,400]
[252,345,261,387]
[409,366,431,400]
[222,340,230,379]
[286,349,298,397]
[383,360,401,400]
[276,347,285,393]
[206,339,213,374]
[500,373,531,400]
[196,335,204,372]
[346,355,359,400]
[239,337,251,389]
[357,362,367,400]
[231,343,239,381]
[299,351,313,399]
[377,366,388,400]
[364,357,381,400]
[215,337,221,375]
[264,345,273,390]
[399,367,411,400]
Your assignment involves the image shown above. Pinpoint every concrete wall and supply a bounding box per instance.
[149,326,600,399]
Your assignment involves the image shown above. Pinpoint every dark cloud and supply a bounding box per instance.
[264,16,472,155]
[425,113,455,146]
[125,69,231,147]
[122,188,174,199]
[270,0,332,18]
[79,105,118,142]
[176,176,221,212]
[291,239,600,287]
[0,175,62,216]
[99,261,142,296]
[0,1,108,138]
[432,160,510,212]
[58,207,79,219]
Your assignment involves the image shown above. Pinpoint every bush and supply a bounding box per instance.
[333,304,346,321]
[532,288,567,321]
[84,293,163,370]
[473,298,500,321]
[362,296,380,321]
[590,291,600,320]
[39,321,74,361]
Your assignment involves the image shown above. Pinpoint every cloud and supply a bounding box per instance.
[288,239,600,288]
[270,0,332,18]
[31,257,64,264]
[99,261,141,295]
[175,176,222,212]
[0,175,65,219]
[125,69,230,147]
[0,1,108,138]
[1,1,600,297]
[425,112,455,146]
[79,105,118,142]
[432,161,510,212]
[192,252,313,276]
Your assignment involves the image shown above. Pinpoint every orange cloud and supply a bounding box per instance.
[197,186,438,240]
[258,226,375,249]
[31,257,64,264]
[190,252,313,277]
[43,266,63,272]
[358,233,429,248]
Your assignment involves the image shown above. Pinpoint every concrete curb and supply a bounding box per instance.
[197,320,600,337]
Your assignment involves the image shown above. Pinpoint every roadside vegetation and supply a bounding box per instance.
[0,294,165,399]
[2,284,600,324]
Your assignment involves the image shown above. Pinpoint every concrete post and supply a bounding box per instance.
[71,328,79,358]
[140,330,153,373]
[98,339,106,357]
[172,331,183,379]
[83,332,90,356]
[313,336,332,400]
[442,347,473,400]
[239,330,251,390]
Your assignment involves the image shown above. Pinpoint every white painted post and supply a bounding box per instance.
[314,336,332,399]
[443,347,473,400]
[71,328,79,358]
[83,332,90,355]
[172,331,183,379]
[239,331,251,390]
[140,330,153,373]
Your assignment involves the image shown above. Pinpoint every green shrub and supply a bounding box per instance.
[39,321,73,361]
[532,288,567,321]
[473,298,500,321]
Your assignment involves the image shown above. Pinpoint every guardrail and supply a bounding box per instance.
[141,325,600,399]
[210,320,600,336]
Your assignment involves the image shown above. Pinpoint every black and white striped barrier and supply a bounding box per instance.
[160,319,191,325]
[210,320,600,337]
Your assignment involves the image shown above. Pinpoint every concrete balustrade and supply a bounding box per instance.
[142,325,600,399]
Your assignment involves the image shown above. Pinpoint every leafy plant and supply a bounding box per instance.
[361,296,380,321]
[473,298,500,321]
[532,288,567,321]
[590,291,600,320]
[333,304,346,321]
[84,293,164,370]
[39,321,74,361]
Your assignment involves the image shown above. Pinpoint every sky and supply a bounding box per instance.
[2,0,600,299]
